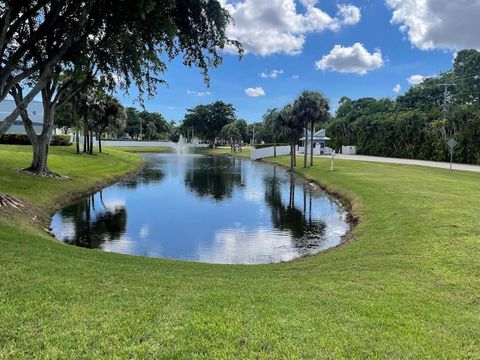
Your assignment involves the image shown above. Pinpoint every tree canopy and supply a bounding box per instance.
[181,101,237,145]
[327,49,480,164]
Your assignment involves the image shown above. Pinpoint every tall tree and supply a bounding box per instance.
[8,0,242,175]
[182,101,236,146]
[278,104,303,169]
[0,1,95,134]
[293,91,330,168]
[263,108,289,157]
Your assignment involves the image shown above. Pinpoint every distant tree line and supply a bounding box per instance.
[327,50,480,164]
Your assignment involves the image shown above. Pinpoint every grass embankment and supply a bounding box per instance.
[107,146,173,153]
[1,145,479,358]
[202,146,251,158]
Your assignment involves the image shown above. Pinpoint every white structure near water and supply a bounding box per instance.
[0,100,44,134]
[298,129,333,155]
[251,146,291,160]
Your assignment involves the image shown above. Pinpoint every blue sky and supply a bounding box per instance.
[117,0,476,123]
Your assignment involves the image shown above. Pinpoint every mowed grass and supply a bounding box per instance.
[202,146,251,158]
[1,145,479,358]
[106,146,173,153]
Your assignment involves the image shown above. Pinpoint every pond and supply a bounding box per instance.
[50,154,349,264]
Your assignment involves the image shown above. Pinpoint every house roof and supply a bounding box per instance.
[299,129,330,141]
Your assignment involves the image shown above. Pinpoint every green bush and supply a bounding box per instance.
[0,133,72,146]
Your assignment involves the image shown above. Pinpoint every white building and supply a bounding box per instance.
[298,129,332,155]
[0,99,44,134]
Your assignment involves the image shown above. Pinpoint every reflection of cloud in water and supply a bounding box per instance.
[198,226,299,264]
[139,224,149,239]
[243,188,263,203]
[51,217,75,239]
[102,197,126,210]
[101,235,136,254]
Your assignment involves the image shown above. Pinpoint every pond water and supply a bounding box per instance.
[50,154,349,264]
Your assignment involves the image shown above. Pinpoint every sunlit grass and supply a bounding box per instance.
[0,144,479,358]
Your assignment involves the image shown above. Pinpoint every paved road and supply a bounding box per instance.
[331,154,480,174]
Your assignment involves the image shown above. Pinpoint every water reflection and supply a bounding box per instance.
[57,192,127,248]
[264,168,326,249]
[184,156,243,201]
[51,154,348,264]
[121,161,165,189]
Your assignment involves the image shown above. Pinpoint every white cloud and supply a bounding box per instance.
[393,84,401,94]
[292,74,300,79]
[386,0,480,51]
[245,87,266,97]
[221,0,361,56]
[337,4,361,25]
[315,43,384,75]
[187,90,211,97]
[407,74,428,85]
[260,69,284,79]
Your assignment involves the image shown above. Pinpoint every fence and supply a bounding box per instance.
[297,145,333,156]
[341,145,357,155]
[251,146,291,160]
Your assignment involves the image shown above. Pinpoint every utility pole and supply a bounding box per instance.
[439,83,455,119]
[437,82,455,140]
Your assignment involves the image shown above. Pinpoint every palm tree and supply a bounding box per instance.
[280,104,303,169]
[293,91,330,167]
[90,98,127,153]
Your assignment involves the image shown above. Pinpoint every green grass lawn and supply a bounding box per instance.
[105,146,173,153]
[199,146,251,159]
[1,144,479,358]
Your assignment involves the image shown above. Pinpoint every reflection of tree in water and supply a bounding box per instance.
[264,166,326,248]
[58,192,127,248]
[121,163,165,189]
[184,156,242,201]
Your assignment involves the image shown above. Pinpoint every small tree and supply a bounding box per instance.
[91,97,126,153]
[263,108,284,157]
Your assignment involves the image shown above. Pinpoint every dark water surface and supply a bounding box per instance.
[51,154,349,264]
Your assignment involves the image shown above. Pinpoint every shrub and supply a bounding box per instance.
[0,133,72,146]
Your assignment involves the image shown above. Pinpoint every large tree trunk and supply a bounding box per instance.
[13,87,55,176]
[310,120,314,166]
[304,126,308,168]
[28,137,51,175]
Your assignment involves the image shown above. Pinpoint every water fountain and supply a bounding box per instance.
[176,135,189,155]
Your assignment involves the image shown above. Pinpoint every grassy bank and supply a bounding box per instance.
[1,145,479,358]
[105,146,173,153]
[201,146,251,158]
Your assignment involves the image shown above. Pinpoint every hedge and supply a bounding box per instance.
[0,133,72,146]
